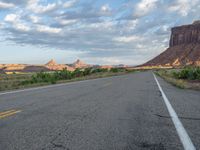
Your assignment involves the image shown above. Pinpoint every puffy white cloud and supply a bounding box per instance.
[134,0,158,18]
[113,36,142,43]
[168,0,199,16]
[63,0,77,8]
[0,1,15,8]
[101,4,111,13]
[27,0,57,14]
[4,14,19,22]
[54,16,77,26]
[29,15,40,23]
[36,25,62,34]
[87,21,115,29]
[14,23,30,31]
[4,13,30,32]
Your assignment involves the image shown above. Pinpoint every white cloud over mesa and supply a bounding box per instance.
[0,0,200,65]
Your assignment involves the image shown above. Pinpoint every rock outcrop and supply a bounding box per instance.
[2,64,26,71]
[72,59,90,68]
[143,21,200,67]
[45,59,57,66]
[45,59,74,71]
[170,21,200,47]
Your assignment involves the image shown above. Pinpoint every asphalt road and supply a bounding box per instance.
[0,71,199,150]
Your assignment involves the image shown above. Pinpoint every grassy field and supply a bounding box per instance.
[155,67,200,90]
[0,68,135,92]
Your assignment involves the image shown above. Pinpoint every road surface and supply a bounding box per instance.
[0,71,199,150]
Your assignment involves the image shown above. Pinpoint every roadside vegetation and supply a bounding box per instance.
[0,68,134,91]
[156,67,200,90]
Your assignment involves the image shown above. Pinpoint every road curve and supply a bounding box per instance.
[0,71,199,150]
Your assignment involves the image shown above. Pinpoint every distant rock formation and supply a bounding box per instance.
[45,59,74,71]
[72,59,90,68]
[45,59,57,66]
[99,65,113,69]
[143,21,200,67]
[2,64,26,71]
[0,59,125,73]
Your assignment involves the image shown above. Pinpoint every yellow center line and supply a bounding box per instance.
[0,110,21,119]
[0,109,17,115]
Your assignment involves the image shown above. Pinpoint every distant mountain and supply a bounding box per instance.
[45,59,74,71]
[45,59,57,66]
[142,21,200,68]
[0,59,129,74]
[72,59,91,68]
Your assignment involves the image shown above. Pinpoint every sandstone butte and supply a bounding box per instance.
[141,20,200,68]
[0,59,94,73]
[72,59,91,69]
[45,59,75,71]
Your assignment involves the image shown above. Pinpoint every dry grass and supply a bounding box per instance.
[155,69,200,90]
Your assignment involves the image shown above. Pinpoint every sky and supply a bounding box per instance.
[0,0,200,65]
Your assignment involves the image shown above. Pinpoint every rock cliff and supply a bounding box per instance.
[143,21,200,67]
[170,21,200,47]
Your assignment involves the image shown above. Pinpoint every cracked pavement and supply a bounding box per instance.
[0,71,200,149]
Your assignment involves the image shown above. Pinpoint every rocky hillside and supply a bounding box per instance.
[143,21,200,67]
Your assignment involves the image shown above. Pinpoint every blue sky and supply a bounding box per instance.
[0,0,200,65]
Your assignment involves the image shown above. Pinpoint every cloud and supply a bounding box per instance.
[36,25,62,34]
[168,0,199,16]
[63,0,77,8]
[133,0,158,18]
[113,36,142,43]
[29,15,40,23]
[27,0,57,14]
[100,4,112,15]
[4,13,30,32]
[14,23,30,32]
[1,0,200,65]
[4,14,19,22]
[0,1,15,8]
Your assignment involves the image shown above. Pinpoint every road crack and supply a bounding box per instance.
[155,114,200,121]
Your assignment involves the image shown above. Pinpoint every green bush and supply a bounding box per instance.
[91,68,108,73]
[20,66,129,86]
[54,69,73,80]
[72,68,84,77]
[83,68,92,76]
[172,67,200,80]
[110,68,127,73]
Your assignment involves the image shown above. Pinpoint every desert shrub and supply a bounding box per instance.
[172,67,200,80]
[91,68,108,73]
[72,68,84,77]
[83,68,92,76]
[27,72,57,84]
[19,66,129,86]
[110,68,127,73]
[110,68,118,73]
[54,69,73,80]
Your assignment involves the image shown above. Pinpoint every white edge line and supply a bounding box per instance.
[0,76,115,96]
[153,73,196,150]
